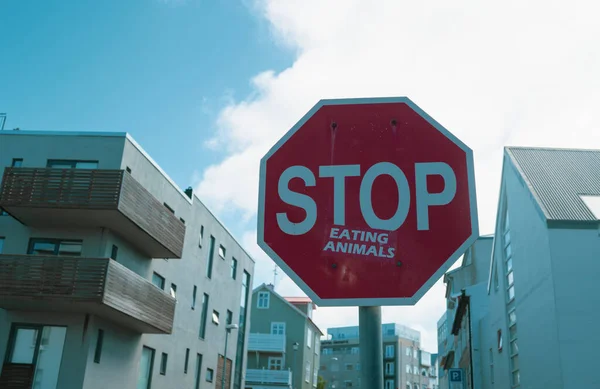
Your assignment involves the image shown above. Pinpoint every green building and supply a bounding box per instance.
[245,284,323,389]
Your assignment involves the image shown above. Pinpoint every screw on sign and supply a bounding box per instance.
[257,97,478,307]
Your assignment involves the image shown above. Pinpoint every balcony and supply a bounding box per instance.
[0,255,176,334]
[0,168,185,258]
[245,369,292,387]
[247,333,287,353]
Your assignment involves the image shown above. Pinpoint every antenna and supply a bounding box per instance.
[273,265,279,288]
[0,113,6,130]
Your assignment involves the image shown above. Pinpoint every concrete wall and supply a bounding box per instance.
[0,132,255,389]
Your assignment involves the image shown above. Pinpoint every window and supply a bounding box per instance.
[307,328,313,348]
[413,348,418,358]
[414,365,418,374]
[344,380,353,387]
[194,354,203,389]
[268,357,283,370]
[47,159,98,169]
[192,285,198,309]
[206,236,215,278]
[351,347,359,354]
[163,202,175,214]
[160,352,168,375]
[322,348,331,355]
[94,329,104,363]
[137,346,155,389]
[170,283,177,299]
[406,364,411,373]
[219,244,226,258]
[199,294,209,338]
[28,238,82,256]
[179,217,185,224]
[385,344,395,358]
[206,368,214,382]
[199,225,204,247]
[356,363,361,371]
[11,158,23,167]
[0,238,4,253]
[385,380,394,389]
[126,166,132,173]
[184,348,190,374]
[271,322,286,335]
[497,329,503,352]
[212,310,220,325]
[305,361,311,382]
[152,272,165,290]
[110,245,118,260]
[257,291,270,308]
[406,347,411,356]
[313,367,318,387]
[315,336,320,353]
[489,348,494,384]
[345,363,354,371]
[231,257,238,279]
[226,310,233,325]
[385,362,394,375]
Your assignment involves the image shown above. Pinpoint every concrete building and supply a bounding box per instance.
[439,146,600,389]
[245,284,323,389]
[437,235,493,389]
[0,131,255,389]
[320,323,437,389]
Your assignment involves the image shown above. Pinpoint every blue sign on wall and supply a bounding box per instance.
[448,368,464,389]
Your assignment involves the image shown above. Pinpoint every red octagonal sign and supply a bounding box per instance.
[258,97,478,306]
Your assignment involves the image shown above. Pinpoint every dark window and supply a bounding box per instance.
[152,272,165,290]
[94,329,104,363]
[192,285,197,309]
[0,237,5,254]
[163,203,175,214]
[212,310,220,325]
[28,239,82,256]
[195,354,203,389]
[231,258,238,280]
[111,245,118,260]
[11,158,23,167]
[206,236,215,278]
[184,348,190,374]
[126,166,132,173]
[233,271,251,389]
[199,226,204,247]
[199,293,209,339]
[206,368,214,382]
[139,346,155,389]
[47,159,98,169]
[219,245,226,259]
[179,217,185,224]
[160,352,168,375]
[170,283,177,299]
[226,310,233,325]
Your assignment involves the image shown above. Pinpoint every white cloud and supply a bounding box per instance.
[197,0,600,352]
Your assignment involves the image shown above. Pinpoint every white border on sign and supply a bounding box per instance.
[257,96,479,307]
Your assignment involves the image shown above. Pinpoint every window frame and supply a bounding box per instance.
[27,238,83,256]
[257,291,270,309]
[46,159,99,169]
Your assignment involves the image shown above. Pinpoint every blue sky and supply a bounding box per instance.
[0,0,292,239]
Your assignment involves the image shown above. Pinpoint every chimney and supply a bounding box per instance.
[184,186,193,199]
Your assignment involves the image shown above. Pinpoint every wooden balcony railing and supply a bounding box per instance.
[247,333,287,353]
[0,168,185,258]
[245,369,292,385]
[0,255,176,334]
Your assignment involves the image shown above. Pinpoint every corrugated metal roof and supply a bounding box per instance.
[506,146,600,222]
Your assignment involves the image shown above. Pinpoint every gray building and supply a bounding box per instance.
[439,146,600,389]
[0,131,255,389]
[320,323,437,389]
[245,284,323,389]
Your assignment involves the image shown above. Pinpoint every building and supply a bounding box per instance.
[320,323,437,389]
[245,284,323,389]
[0,131,255,389]
[437,235,493,389]
[439,146,600,389]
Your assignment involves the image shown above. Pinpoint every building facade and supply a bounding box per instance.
[320,323,437,389]
[245,284,322,389]
[439,146,600,389]
[0,131,255,389]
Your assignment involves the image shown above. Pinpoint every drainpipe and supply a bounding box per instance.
[466,294,475,389]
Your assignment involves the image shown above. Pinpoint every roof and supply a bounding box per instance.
[253,284,324,335]
[284,296,317,309]
[506,146,600,222]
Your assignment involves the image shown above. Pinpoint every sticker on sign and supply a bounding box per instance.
[257,96,478,307]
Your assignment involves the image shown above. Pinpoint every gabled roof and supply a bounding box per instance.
[284,296,317,310]
[252,284,324,335]
[506,146,600,222]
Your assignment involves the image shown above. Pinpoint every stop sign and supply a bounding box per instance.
[257,97,478,306]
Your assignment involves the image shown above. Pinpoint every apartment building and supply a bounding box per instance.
[438,146,600,389]
[0,130,255,389]
[245,284,323,389]
[437,235,493,389]
[320,323,438,389]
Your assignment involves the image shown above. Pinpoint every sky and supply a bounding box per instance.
[3,0,600,353]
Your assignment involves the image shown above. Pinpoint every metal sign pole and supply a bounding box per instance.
[359,306,383,389]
